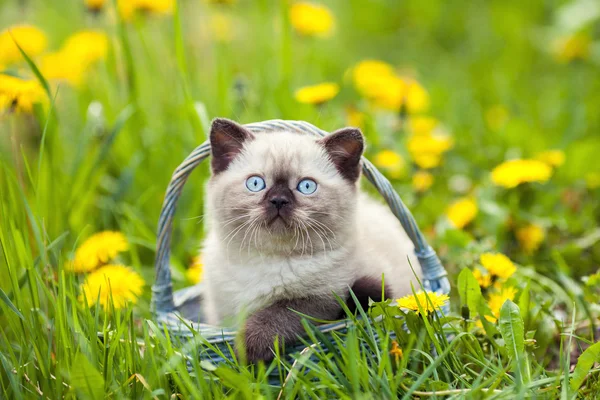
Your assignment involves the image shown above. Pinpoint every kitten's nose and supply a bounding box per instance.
[269,196,290,210]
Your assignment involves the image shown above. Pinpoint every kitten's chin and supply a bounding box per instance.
[266,216,292,234]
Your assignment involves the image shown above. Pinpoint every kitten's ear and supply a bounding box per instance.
[318,127,364,182]
[210,118,255,174]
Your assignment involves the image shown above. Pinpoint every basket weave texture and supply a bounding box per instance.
[151,120,451,362]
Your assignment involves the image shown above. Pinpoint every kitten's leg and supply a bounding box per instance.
[346,276,393,314]
[241,295,341,363]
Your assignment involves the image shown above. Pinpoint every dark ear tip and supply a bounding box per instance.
[211,117,234,130]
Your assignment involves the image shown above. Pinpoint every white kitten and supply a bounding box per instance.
[201,119,419,333]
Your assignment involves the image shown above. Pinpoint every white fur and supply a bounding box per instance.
[201,130,419,326]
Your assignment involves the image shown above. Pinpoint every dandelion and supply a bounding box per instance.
[535,150,565,168]
[85,0,106,12]
[485,105,509,131]
[396,291,449,316]
[491,159,552,188]
[0,74,45,114]
[0,24,47,65]
[412,170,434,192]
[373,150,405,179]
[408,116,438,136]
[403,79,429,114]
[68,231,129,273]
[515,224,545,254]
[553,33,591,63]
[480,253,516,280]
[390,340,403,363]
[407,133,453,169]
[186,255,203,284]
[79,264,145,309]
[294,82,339,105]
[473,269,492,288]
[446,197,478,229]
[289,2,335,38]
[41,30,108,86]
[352,59,396,97]
[118,0,175,21]
[488,286,518,318]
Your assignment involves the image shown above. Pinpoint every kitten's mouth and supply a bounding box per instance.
[267,215,291,228]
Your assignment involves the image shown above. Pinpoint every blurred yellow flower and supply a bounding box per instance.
[345,106,365,128]
[0,74,45,114]
[41,30,108,86]
[186,255,203,284]
[409,116,438,136]
[485,105,509,131]
[118,0,174,21]
[473,269,492,288]
[446,197,477,229]
[515,224,545,254]
[412,170,434,192]
[488,286,518,318]
[403,79,429,114]
[352,59,396,96]
[491,159,552,188]
[373,150,405,179]
[553,33,591,63]
[210,12,235,43]
[390,340,403,362]
[85,0,106,12]
[289,2,335,38]
[475,314,498,329]
[535,150,565,168]
[79,264,145,309]
[294,82,339,105]
[412,153,442,169]
[407,133,453,169]
[585,172,600,189]
[68,231,129,273]
[480,253,516,280]
[0,24,47,65]
[397,291,449,316]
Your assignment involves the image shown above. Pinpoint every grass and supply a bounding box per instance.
[1,0,600,398]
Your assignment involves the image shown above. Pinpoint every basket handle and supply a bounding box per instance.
[152,120,450,314]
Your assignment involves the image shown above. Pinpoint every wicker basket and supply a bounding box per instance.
[151,119,450,365]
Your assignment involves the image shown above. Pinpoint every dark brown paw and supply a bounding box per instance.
[346,276,392,314]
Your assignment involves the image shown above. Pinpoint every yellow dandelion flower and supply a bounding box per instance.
[480,253,516,280]
[473,269,492,288]
[488,286,518,318]
[289,2,335,38]
[535,150,565,168]
[210,12,235,43]
[85,0,106,12]
[515,224,545,255]
[68,231,129,273]
[446,197,478,229]
[408,116,438,136]
[412,170,434,192]
[352,59,396,97]
[407,133,453,169]
[373,150,405,179]
[294,82,339,105]
[585,172,600,189]
[396,291,449,316]
[474,314,497,330]
[485,105,509,131]
[118,0,174,21]
[0,74,45,114]
[390,340,403,362]
[41,30,108,86]
[345,106,365,129]
[491,159,552,188]
[403,79,429,114]
[0,24,47,65]
[79,264,145,309]
[186,255,203,284]
[553,33,591,63]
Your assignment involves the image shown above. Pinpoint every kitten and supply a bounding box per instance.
[201,118,419,362]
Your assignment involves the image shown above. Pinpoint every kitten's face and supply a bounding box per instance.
[207,119,364,255]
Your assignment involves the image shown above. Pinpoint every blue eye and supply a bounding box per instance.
[297,179,317,195]
[245,176,266,192]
